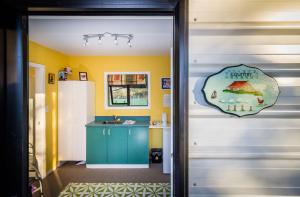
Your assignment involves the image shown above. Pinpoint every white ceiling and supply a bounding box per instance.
[29,16,173,56]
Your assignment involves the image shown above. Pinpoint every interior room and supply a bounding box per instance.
[28,16,173,197]
[6,0,300,196]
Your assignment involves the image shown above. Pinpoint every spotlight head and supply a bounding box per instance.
[114,36,118,45]
[98,35,103,45]
[128,39,132,47]
[83,38,88,47]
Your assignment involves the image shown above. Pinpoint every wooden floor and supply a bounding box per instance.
[40,162,170,197]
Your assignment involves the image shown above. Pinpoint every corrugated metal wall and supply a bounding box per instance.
[189,1,300,196]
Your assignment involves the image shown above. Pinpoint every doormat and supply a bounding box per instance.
[59,182,171,197]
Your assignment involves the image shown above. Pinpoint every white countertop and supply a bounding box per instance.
[149,125,171,129]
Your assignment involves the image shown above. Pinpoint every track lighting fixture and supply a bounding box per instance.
[82,32,133,47]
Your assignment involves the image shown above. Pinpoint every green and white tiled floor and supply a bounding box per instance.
[59,183,171,197]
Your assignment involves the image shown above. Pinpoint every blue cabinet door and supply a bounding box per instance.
[107,127,128,164]
[86,126,107,164]
[128,126,149,164]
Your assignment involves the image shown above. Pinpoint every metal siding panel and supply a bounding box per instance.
[189,5,300,195]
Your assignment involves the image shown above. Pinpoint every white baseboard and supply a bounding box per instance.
[44,161,66,178]
[57,161,67,167]
[45,168,55,178]
[86,164,149,169]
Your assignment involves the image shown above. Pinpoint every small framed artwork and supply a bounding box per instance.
[48,73,55,84]
[79,72,88,81]
[161,77,171,89]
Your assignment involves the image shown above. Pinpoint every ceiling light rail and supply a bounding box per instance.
[82,32,133,47]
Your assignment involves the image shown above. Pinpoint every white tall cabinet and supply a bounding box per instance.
[58,81,95,162]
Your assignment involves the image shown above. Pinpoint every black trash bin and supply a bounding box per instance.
[151,148,162,163]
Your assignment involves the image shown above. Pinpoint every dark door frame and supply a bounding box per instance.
[2,0,188,196]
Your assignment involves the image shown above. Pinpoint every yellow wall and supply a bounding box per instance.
[68,56,171,149]
[29,41,68,172]
[29,41,170,172]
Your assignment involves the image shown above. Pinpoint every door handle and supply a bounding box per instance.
[102,128,105,135]
[108,129,110,135]
[129,129,131,135]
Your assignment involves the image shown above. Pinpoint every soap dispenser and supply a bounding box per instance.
[162,112,167,126]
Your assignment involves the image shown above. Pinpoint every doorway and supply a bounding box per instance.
[2,1,188,196]
[28,15,175,197]
[28,62,46,196]
[29,62,46,178]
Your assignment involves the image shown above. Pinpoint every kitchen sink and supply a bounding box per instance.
[101,120,123,124]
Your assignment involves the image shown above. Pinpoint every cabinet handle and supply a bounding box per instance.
[108,129,110,135]
[102,128,105,135]
[129,129,131,135]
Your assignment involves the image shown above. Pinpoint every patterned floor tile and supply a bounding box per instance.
[59,183,171,197]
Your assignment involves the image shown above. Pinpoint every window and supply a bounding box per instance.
[105,73,150,108]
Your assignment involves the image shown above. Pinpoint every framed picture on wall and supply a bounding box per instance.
[200,64,280,117]
[48,73,55,84]
[161,77,171,89]
[79,72,88,81]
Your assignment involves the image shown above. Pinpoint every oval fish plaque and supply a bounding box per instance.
[197,64,280,117]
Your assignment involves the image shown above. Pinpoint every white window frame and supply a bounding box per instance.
[104,72,151,110]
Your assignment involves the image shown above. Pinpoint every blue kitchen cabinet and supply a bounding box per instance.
[128,126,149,164]
[107,127,128,164]
[86,119,149,166]
[86,126,107,164]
